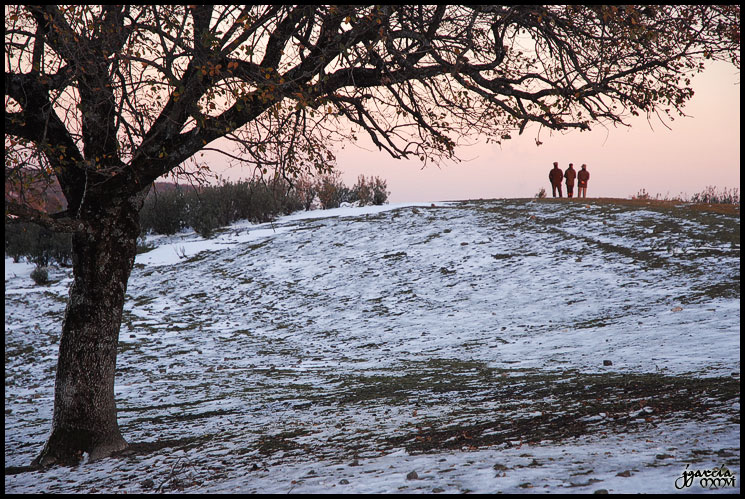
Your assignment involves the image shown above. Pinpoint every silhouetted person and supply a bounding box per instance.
[549,162,563,197]
[577,164,590,198]
[564,163,576,198]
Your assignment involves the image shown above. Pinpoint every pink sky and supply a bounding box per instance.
[217,61,740,202]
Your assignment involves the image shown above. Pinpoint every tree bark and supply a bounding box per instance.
[33,192,145,467]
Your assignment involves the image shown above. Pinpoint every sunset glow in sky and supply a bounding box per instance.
[217,61,739,203]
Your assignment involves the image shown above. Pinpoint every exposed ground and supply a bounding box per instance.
[5,198,740,493]
[546,196,740,216]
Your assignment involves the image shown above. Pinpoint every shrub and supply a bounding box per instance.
[690,186,739,205]
[371,176,390,205]
[5,224,33,263]
[4,222,72,266]
[291,175,317,211]
[137,173,391,237]
[350,175,389,206]
[352,175,373,205]
[275,180,304,215]
[631,188,653,200]
[630,186,740,205]
[30,265,50,285]
[186,191,222,239]
[230,177,303,222]
[139,177,307,238]
[315,172,346,209]
[139,187,188,235]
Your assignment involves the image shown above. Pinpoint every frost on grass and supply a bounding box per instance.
[5,199,740,494]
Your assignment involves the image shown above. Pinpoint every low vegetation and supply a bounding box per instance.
[4,222,73,266]
[5,173,391,270]
[6,182,737,279]
[631,186,739,205]
[139,174,390,238]
[29,265,50,286]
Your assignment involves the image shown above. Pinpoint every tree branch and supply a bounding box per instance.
[5,200,85,233]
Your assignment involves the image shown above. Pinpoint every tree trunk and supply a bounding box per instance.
[33,193,144,467]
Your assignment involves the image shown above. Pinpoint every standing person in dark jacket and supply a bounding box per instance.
[577,164,590,198]
[564,163,577,198]
[548,162,563,197]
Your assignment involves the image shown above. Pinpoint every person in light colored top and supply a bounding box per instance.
[577,164,590,198]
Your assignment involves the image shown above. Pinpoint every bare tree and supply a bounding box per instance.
[4,5,739,467]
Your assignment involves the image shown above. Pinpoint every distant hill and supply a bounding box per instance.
[5,171,67,214]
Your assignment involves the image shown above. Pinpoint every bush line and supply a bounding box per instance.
[5,173,391,272]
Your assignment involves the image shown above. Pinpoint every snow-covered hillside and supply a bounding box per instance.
[5,199,740,493]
